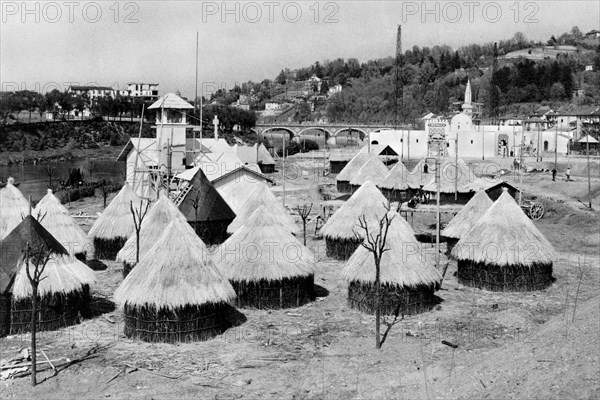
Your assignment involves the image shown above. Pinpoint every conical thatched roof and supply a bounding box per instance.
[336,153,376,182]
[114,218,235,309]
[451,191,557,266]
[227,182,297,234]
[343,212,442,287]
[349,157,389,186]
[408,159,434,188]
[379,161,411,190]
[217,179,261,214]
[33,189,92,256]
[0,216,95,299]
[177,167,236,223]
[422,159,474,193]
[116,194,188,264]
[442,190,493,239]
[88,182,145,240]
[0,178,30,240]
[320,180,389,240]
[216,205,315,282]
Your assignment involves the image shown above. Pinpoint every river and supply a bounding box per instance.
[0,159,126,202]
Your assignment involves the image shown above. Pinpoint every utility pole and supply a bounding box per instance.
[554,122,558,171]
[436,143,441,271]
[454,135,458,201]
[282,136,286,207]
[519,127,524,206]
[193,31,198,164]
[587,135,592,209]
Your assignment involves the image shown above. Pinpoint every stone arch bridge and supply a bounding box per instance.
[254,123,396,140]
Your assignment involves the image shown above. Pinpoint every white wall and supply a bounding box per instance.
[369,129,428,159]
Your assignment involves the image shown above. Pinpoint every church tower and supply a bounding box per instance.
[461,79,473,116]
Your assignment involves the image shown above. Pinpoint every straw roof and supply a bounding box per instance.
[442,190,493,239]
[379,161,411,190]
[116,194,188,264]
[408,159,435,188]
[227,182,297,234]
[349,157,389,186]
[343,211,442,287]
[320,180,389,240]
[1,216,95,299]
[88,182,146,240]
[114,218,235,309]
[451,191,557,266]
[336,153,377,182]
[577,135,599,144]
[421,160,474,193]
[33,189,93,255]
[177,167,236,223]
[217,179,261,214]
[0,178,30,240]
[216,205,315,282]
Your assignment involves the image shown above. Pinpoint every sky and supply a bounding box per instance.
[1,1,598,98]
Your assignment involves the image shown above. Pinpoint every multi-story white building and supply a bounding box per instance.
[126,83,160,101]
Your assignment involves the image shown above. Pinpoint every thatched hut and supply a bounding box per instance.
[451,190,556,292]
[422,159,476,204]
[349,157,389,193]
[320,180,389,260]
[33,189,93,260]
[378,161,411,202]
[215,205,315,309]
[176,167,236,244]
[226,181,298,235]
[441,190,493,252]
[0,177,29,240]
[88,182,146,260]
[0,216,96,336]
[114,218,236,343]
[336,153,376,193]
[343,211,442,315]
[116,194,188,277]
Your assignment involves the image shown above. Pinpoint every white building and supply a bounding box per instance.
[127,83,160,101]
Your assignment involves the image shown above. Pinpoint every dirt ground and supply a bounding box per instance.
[1,156,599,399]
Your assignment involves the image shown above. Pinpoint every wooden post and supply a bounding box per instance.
[587,136,592,209]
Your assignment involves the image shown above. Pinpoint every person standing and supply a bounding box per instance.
[551,168,557,181]
[566,166,571,181]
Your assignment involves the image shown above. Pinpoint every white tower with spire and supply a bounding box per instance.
[462,79,473,116]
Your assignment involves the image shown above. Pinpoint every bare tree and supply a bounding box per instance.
[44,164,57,189]
[191,191,201,235]
[130,200,150,264]
[354,206,394,350]
[24,243,52,386]
[296,203,313,246]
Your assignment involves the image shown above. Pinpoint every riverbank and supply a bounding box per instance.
[0,146,123,166]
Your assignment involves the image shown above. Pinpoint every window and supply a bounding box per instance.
[371,140,379,145]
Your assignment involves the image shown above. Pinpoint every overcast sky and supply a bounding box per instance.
[1,1,598,98]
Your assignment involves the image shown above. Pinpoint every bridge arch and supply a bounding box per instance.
[261,127,295,140]
[297,127,332,141]
[334,127,368,140]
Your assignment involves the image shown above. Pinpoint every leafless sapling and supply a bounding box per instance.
[354,204,394,350]
[191,191,201,235]
[44,164,56,189]
[24,242,52,387]
[130,200,150,264]
[296,203,313,246]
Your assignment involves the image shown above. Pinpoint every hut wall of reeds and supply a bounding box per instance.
[378,161,411,203]
[342,211,442,316]
[320,181,389,260]
[216,205,315,309]
[114,218,236,343]
[330,160,349,174]
[451,190,556,292]
[88,182,145,260]
[177,167,236,245]
[34,189,93,260]
[0,216,96,336]
[0,178,30,240]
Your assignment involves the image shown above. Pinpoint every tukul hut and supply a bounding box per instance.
[226,181,298,235]
[441,190,493,252]
[34,189,93,260]
[378,161,412,202]
[0,177,29,240]
[349,157,389,193]
[88,182,146,260]
[451,190,556,292]
[0,216,96,336]
[336,153,376,193]
[114,218,236,343]
[116,194,188,277]
[343,211,442,315]
[320,180,389,260]
[215,205,315,309]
